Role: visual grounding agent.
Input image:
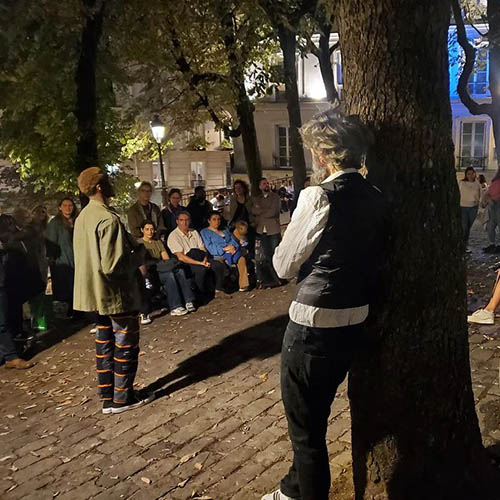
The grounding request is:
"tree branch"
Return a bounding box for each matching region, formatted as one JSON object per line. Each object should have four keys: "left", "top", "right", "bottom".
{"left": 451, "top": 0, "right": 491, "bottom": 116}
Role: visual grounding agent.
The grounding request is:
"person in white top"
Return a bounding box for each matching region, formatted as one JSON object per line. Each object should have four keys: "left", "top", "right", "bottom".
{"left": 262, "top": 111, "right": 387, "bottom": 500}
{"left": 458, "top": 167, "right": 481, "bottom": 249}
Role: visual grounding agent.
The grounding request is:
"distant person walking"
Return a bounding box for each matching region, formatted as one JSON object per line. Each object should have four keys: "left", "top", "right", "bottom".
{"left": 73, "top": 167, "right": 153, "bottom": 415}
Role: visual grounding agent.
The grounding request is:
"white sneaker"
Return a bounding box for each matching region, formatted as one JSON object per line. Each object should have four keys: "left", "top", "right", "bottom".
{"left": 140, "top": 313, "right": 152, "bottom": 325}
{"left": 171, "top": 307, "right": 188, "bottom": 316}
{"left": 185, "top": 302, "right": 196, "bottom": 313}
{"left": 467, "top": 309, "right": 494, "bottom": 325}
{"left": 261, "top": 490, "right": 297, "bottom": 500}
{"left": 90, "top": 325, "right": 97, "bottom": 334}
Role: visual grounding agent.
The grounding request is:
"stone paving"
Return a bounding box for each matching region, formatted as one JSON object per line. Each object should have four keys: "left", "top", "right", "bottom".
{"left": 1, "top": 224, "right": 499, "bottom": 500}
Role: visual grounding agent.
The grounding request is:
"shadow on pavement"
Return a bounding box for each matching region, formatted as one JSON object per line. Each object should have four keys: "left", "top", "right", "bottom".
{"left": 142, "top": 314, "right": 288, "bottom": 400}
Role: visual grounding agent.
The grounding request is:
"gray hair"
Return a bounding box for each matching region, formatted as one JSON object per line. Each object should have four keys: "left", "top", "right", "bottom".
{"left": 300, "top": 110, "right": 373, "bottom": 184}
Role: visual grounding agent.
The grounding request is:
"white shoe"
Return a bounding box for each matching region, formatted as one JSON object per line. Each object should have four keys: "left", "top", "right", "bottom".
{"left": 261, "top": 490, "right": 297, "bottom": 500}
{"left": 467, "top": 309, "right": 494, "bottom": 325}
{"left": 140, "top": 313, "right": 152, "bottom": 325}
{"left": 171, "top": 307, "right": 188, "bottom": 316}
{"left": 90, "top": 325, "right": 97, "bottom": 334}
{"left": 185, "top": 302, "right": 196, "bottom": 313}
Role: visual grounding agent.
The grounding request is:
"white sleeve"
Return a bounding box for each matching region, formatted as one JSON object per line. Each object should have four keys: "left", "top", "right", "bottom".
{"left": 272, "top": 187, "right": 330, "bottom": 280}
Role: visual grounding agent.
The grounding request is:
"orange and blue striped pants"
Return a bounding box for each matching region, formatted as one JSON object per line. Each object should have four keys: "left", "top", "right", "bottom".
{"left": 95, "top": 313, "right": 140, "bottom": 406}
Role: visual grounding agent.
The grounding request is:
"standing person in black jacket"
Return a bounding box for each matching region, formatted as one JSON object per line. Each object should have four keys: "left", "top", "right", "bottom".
{"left": 187, "top": 186, "right": 213, "bottom": 231}
{"left": 261, "top": 111, "right": 387, "bottom": 500}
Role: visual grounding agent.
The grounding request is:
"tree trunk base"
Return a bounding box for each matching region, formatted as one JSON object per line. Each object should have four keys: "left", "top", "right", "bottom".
{"left": 330, "top": 451, "right": 500, "bottom": 500}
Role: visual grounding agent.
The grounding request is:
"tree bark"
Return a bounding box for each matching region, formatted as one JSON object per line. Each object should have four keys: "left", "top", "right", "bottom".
{"left": 236, "top": 85, "right": 263, "bottom": 196}
{"left": 278, "top": 25, "right": 307, "bottom": 192}
{"left": 317, "top": 29, "right": 339, "bottom": 106}
{"left": 337, "top": 1, "right": 495, "bottom": 498}
{"left": 220, "top": 8, "right": 263, "bottom": 195}
{"left": 74, "top": 0, "right": 105, "bottom": 173}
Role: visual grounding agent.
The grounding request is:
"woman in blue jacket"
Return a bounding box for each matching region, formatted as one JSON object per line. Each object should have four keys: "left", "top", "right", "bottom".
{"left": 200, "top": 211, "right": 249, "bottom": 291}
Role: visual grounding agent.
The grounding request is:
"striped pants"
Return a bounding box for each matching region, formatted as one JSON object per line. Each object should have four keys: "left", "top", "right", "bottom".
{"left": 95, "top": 313, "right": 140, "bottom": 406}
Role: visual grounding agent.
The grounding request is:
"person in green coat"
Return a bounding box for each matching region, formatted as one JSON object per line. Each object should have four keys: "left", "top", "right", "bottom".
{"left": 46, "top": 198, "right": 77, "bottom": 315}
{"left": 73, "top": 167, "right": 153, "bottom": 415}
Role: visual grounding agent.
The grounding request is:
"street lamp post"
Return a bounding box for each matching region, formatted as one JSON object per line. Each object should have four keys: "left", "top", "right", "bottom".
{"left": 150, "top": 114, "right": 168, "bottom": 207}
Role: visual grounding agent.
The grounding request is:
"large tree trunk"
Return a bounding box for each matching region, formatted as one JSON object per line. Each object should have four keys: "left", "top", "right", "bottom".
{"left": 278, "top": 25, "right": 307, "bottom": 192}
{"left": 236, "top": 85, "right": 263, "bottom": 195}
{"left": 74, "top": 0, "right": 105, "bottom": 173}
{"left": 337, "top": 1, "right": 495, "bottom": 499}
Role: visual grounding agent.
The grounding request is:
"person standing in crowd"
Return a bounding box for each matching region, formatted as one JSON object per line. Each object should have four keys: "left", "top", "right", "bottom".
{"left": 168, "top": 211, "right": 227, "bottom": 299}
{"left": 210, "top": 191, "right": 219, "bottom": 206}
{"left": 161, "top": 188, "right": 186, "bottom": 240}
{"left": 127, "top": 181, "right": 164, "bottom": 239}
{"left": 139, "top": 219, "right": 196, "bottom": 323}
{"left": 261, "top": 112, "right": 387, "bottom": 500}
{"left": 226, "top": 179, "right": 254, "bottom": 256}
{"left": 484, "top": 171, "right": 500, "bottom": 253}
{"left": 250, "top": 177, "right": 282, "bottom": 288}
{"left": 201, "top": 211, "right": 249, "bottom": 292}
{"left": 73, "top": 167, "right": 153, "bottom": 414}
{"left": 187, "top": 186, "right": 213, "bottom": 231}
{"left": 0, "top": 214, "right": 44, "bottom": 341}
{"left": 46, "top": 198, "right": 77, "bottom": 317}
{"left": 0, "top": 244, "right": 35, "bottom": 370}
{"left": 25, "top": 206, "right": 50, "bottom": 331}
{"left": 459, "top": 167, "right": 480, "bottom": 250}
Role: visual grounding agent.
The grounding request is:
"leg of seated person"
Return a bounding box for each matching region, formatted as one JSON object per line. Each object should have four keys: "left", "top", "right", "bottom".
{"left": 158, "top": 271, "right": 183, "bottom": 310}
{"left": 236, "top": 256, "right": 249, "bottom": 290}
{"left": 173, "top": 267, "right": 196, "bottom": 304}
{"left": 211, "top": 260, "right": 227, "bottom": 292}
{"left": 188, "top": 264, "right": 209, "bottom": 295}
{"left": 485, "top": 271, "right": 500, "bottom": 312}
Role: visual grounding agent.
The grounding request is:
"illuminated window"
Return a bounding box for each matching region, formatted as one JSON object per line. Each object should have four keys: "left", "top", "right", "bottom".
{"left": 276, "top": 126, "right": 291, "bottom": 168}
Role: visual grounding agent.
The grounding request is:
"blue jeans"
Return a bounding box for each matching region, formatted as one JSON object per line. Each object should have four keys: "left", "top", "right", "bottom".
{"left": 487, "top": 201, "right": 500, "bottom": 245}
{"left": 461, "top": 205, "right": 478, "bottom": 243}
{"left": 160, "top": 267, "right": 195, "bottom": 309}
{"left": 280, "top": 320, "right": 364, "bottom": 500}
{"left": 0, "top": 286, "right": 17, "bottom": 364}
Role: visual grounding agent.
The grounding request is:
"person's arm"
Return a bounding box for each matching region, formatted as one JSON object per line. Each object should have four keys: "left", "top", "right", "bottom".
{"left": 201, "top": 229, "right": 224, "bottom": 256}
{"left": 175, "top": 252, "right": 210, "bottom": 267}
{"left": 98, "top": 219, "right": 129, "bottom": 278}
{"left": 158, "top": 241, "right": 170, "bottom": 260}
{"left": 272, "top": 187, "right": 330, "bottom": 280}
{"left": 45, "top": 220, "right": 60, "bottom": 261}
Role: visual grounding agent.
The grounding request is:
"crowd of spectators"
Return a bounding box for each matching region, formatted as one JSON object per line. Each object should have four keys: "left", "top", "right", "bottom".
{"left": 0, "top": 176, "right": 293, "bottom": 369}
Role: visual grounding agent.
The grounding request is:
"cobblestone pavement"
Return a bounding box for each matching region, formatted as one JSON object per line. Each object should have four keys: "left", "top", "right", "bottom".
{"left": 1, "top": 224, "right": 499, "bottom": 500}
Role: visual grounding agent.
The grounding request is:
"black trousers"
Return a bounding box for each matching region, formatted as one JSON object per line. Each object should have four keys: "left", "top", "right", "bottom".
{"left": 280, "top": 319, "right": 363, "bottom": 500}
{"left": 187, "top": 260, "right": 227, "bottom": 295}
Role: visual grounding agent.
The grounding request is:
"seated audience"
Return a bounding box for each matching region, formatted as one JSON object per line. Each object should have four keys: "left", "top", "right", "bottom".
{"left": 167, "top": 211, "right": 227, "bottom": 299}
{"left": 138, "top": 220, "right": 196, "bottom": 323}
{"left": 201, "top": 212, "right": 249, "bottom": 292}
{"left": 161, "top": 188, "right": 186, "bottom": 240}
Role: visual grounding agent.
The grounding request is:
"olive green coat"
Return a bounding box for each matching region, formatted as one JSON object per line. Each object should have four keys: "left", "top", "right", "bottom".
{"left": 73, "top": 200, "right": 144, "bottom": 315}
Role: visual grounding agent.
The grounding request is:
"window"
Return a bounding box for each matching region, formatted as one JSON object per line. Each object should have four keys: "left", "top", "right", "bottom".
{"left": 467, "top": 48, "right": 488, "bottom": 95}
{"left": 190, "top": 161, "right": 206, "bottom": 188}
{"left": 459, "top": 121, "right": 487, "bottom": 169}
{"left": 276, "top": 126, "right": 291, "bottom": 168}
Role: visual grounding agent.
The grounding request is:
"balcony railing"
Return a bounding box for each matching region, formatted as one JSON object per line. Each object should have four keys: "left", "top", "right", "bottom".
{"left": 456, "top": 156, "right": 488, "bottom": 171}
